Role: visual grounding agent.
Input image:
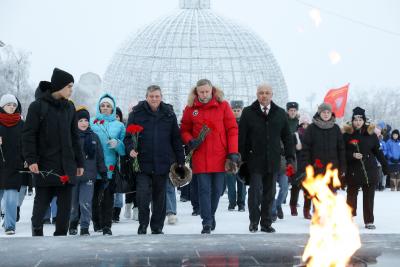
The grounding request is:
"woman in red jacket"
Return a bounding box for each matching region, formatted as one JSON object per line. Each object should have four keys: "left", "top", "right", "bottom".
{"left": 181, "top": 79, "right": 239, "bottom": 234}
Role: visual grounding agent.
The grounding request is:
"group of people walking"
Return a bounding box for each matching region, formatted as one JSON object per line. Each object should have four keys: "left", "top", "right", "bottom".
{"left": 0, "top": 67, "right": 396, "bottom": 236}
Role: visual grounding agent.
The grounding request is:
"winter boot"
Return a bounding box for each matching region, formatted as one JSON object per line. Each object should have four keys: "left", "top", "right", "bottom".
{"left": 32, "top": 227, "right": 43, "bottom": 236}
{"left": 290, "top": 205, "right": 298, "bottom": 216}
{"left": 16, "top": 207, "right": 20, "bottom": 222}
{"left": 93, "top": 222, "right": 102, "bottom": 232}
{"left": 112, "top": 207, "right": 121, "bottom": 223}
{"left": 303, "top": 208, "right": 312, "bottom": 220}
{"left": 69, "top": 221, "right": 79, "bottom": 235}
{"left": 211, "top": 217, "right": 216, "bottom": 231}
{"left": 124, "top": 203, "right": 133, "bottom": 219}
{"left": 80, "top": 228, "right": 90, "bottom": 236}
{"left": 167, "top": 214, "right": 177, "bottom": 225}
{"left": 103, "top": 227, "right": 112, "bottom": 235}
{"left": 277, "top": 206, "right": 284, "bottom": 219}
{"left": 228, "top": 203, "right": 236, "bottom": 211}
{"left": 238, "top": 205, "right": 245, "bottom": 212}
{"left": 201, "top": 225, "right": 211, "bottom": 234}
{"left": 138, "top": 225, "right": 147, "bottom": 235}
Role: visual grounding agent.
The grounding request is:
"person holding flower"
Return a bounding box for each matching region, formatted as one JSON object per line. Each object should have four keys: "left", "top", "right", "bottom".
{"left": 181, "top": 79, "right": 239, "bottom": 234}
{"left": 91, "top": 93, "right": 126, "bottom": 235}
{"left": 22, "top": 68, "right": 84, "bottom": 236}
{"left": 125, "top": 85, "right": 185, "bottom": 235}
{"left": 343, "top": 107, "right": 388, "bottom": 230}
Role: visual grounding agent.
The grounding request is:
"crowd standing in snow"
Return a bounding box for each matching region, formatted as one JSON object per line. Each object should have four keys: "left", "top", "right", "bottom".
{"left": 0, "top": 67, "right": 398, "bottom": 236}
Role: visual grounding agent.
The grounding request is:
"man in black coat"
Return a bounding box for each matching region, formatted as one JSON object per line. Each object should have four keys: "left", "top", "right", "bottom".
{"left": 22, "top": 68, "right": 84, "bottom": 236}
{"left": 239, "top": 83, "right": 294, "bottom": 233}
{"left": 124, "top": 85, "right": 185, "bottom": 235}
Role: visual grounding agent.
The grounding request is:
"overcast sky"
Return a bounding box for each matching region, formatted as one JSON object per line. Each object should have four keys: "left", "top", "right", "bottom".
{"left": 1, "top": 0, "right": 400, "bottom": 109}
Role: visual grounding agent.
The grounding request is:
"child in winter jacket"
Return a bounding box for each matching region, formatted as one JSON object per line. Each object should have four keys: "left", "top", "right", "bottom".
{"left": 384, "top": 129, "right": 400, "bottom": 190}
{"left": 69, "top": 107, "right": 107, "bottom": 236}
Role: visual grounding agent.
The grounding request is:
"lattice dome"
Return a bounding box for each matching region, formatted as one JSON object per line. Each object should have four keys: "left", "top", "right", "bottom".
{"left": 103, "top": 0, "right": 288, "bottom": 115}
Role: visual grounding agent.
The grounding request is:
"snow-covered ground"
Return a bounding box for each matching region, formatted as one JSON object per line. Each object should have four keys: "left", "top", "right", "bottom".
{"left": 1, "top": 189, "right": 399, "bottom": 237}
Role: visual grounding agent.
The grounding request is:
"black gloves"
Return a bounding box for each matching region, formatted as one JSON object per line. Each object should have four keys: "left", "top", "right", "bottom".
{"left": 188, "top": 139, "right": 202, "bottom": 151}
{"left": 227, "top": 153, "right": 241, "bottom": 164}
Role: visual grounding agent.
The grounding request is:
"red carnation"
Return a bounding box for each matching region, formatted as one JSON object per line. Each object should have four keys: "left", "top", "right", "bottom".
{"left": 109, "top": 165, "right": 115, "bottom": 172}
{"left": 99, "top": 120, "right": 105, "bottom": 125}
{"left": 286, "top": 164, "right": 295, "bottom": 177}
{"left": 349, "top": 139, "right": 359, "bottom": 145}
{"left": 126, "top": 124, "right": 144, "bottom": 134}
{"left": 60, "top": 175, "right": 70, "bottom": 184}
{"left": 93, "top": 119, "right": 99, "bottom": 124}
{"left": 314, "top": 159, "right": 324, "bottom": 169}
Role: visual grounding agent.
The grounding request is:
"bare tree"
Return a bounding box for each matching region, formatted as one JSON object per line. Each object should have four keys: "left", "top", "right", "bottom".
{"left": 0, "top": 45, "right": 34, "bottom": 117}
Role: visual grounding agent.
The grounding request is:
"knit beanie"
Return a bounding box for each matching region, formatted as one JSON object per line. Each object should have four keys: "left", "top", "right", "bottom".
{"left": 317, "top": 102, "right": 332, "bottom": 114}
{"left": 50, "top": 68, "right": 74, "bottom": 92}
{"left": 0, "top": 94, "right": 18, "bottom": 107}
{"left": 76, "top": 107, "right": 90, "bottom": 121}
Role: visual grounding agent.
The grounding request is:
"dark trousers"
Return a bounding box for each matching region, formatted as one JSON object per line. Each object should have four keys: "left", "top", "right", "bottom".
{"left": 190, "top": 175, "right": 200, "bottom": 212}
{"left": 248, "top": 172, "right": 277, "bottom": 227}
{"left": 31, "top": 185, "right": 73, "bottom": 236}
{"left": 125, "top": 192, "right": 137, "bottom": 207}
{"left": 290, "top": 184, "right": 312, "bottom": 210}
{"left": 92, "top": 180, "right": 114, "bottom": 229}
{"left": 226, "top": 173, "right": 246, "bottom": 207}
{"left": 197, "top": 173, "right": 225, "bottom": 226}
{"left": 180, "top": 184, "right": 190, "bottom": 200}
{"left": 136, "top": 173, "right": 167, "bottom": 231}
{"left": 346, "top": 184, "right": 376, "bottom": 224}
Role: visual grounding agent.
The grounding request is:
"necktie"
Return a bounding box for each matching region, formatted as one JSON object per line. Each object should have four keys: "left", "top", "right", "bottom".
{"left": 263, "top": 106, "right": 269, "bottom": 116}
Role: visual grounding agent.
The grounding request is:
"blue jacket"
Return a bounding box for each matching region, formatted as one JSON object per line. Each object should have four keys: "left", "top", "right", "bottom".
{"left": 91, "top": 93, "right": 126, "bottom": 179}
{"left": 384, "top": 138, "right": 400, "bottom": 172}
{"left": 124, "top": 101, "right": 185, "bottom": 175}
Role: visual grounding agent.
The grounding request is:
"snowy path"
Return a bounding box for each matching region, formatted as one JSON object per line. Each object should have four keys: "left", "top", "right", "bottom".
{"left": 1, "top": 189, "right": 399, "bottom": 237}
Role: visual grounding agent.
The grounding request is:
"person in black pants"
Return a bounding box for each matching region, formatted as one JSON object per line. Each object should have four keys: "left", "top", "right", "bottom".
{"left": 343, "top": 107, "right": 388, "bottom": 230}
{"left": 125, "top": 85, "right": 185, "bottom": 235}
{"left": 22, "top": 68, "right": 84, "bottom": 236}
{"left": 239, "top": 84, "right": 294, "bottom": 233}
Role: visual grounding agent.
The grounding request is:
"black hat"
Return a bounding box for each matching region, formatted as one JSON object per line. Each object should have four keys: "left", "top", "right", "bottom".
{"left": 116, "top": 107, "right": 123, "bottom": 122}
{"left": 76, "top": 107, "right": 90, "bottom": 121}
{"left": 50, "top": 68, "right": 74, "bottom": 92}
{"left": 286, "top": 102, "right": 299, "bottom": 110}
{"left": 392, "top": 129, "right": 400, "bottom": 138}
{"left": 352, "top": 106, "right": 366, "bottom": 121}
{"left": 230, "top": 100, "right": 244, "bottom": 109}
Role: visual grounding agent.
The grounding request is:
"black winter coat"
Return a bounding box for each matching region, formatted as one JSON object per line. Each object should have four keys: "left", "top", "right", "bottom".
{"left": 124, "top": 101, "right": 185, "bottom": 175}
{"left": 300, "top": 114, "right": 346, "bottom": 174}
{"left": 239, "top": 100, "right": 294, "bottom": 175}
{"left": 78, "top": 129, "right": 107, "bottom": 182}
{"left": 0, "top": 103, "right": 24, "bottom": 190}
{"left": 22, "top": 82, "right": 84, "bottom": 187}
{"left": 343, "top": 124, "right": 388, "bottom": 186}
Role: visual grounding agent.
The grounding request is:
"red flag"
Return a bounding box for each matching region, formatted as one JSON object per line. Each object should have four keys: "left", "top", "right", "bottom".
{"left": 323, "top": 84, "right": 349, "bottom": 118}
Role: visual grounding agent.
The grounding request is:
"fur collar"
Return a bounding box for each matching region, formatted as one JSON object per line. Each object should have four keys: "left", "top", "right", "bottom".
{"left": 187, "top": 86, "right": 224, "bottom": 107}
{"left": 342, "top": 122, "right": 375, "bottom": 135}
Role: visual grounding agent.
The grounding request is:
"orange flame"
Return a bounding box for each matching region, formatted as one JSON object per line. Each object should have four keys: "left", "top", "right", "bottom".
{"left": 302, "top": 164, "right": 361, "bottom": 267}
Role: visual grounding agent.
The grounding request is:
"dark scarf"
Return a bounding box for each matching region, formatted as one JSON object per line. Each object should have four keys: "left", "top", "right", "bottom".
{"left": 0, "top": 112, "right": 21, "bottom": 127}
{"left": 313, "top": 115, "right": 336, "bottom": 130}
{"left": 79, "top": 128, "right": 95, "bottom": 160}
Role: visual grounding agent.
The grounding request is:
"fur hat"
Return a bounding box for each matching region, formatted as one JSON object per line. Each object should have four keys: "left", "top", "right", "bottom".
{"left": 230, "top": 100, "right": 244, "bottom": 109}
{"left": 317, "top": 102, "right": 332, "bottom": 114}
{"left": 352, "top": 106, "right": 366, "bottom": 121}
{"left": 286, "top": 102, "right": 299, "bottom": 111}
{"left": 169, "top": 163, "right": 192, "bottom": 187}
{"left": 0, "top": 94, "right": 18, "bottom": 107}
{"left": 50, "top": 68, "right": 74, "bottom": 92}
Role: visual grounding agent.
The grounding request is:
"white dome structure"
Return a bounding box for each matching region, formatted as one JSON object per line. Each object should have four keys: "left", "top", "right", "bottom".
{"left": 103, "top": 0, "right": 288, "bottom": 115}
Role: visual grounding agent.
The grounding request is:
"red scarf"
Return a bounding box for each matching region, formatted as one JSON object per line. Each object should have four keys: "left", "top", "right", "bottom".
{"left": 0, "top": 113, "right": 21, "bottom": 127}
